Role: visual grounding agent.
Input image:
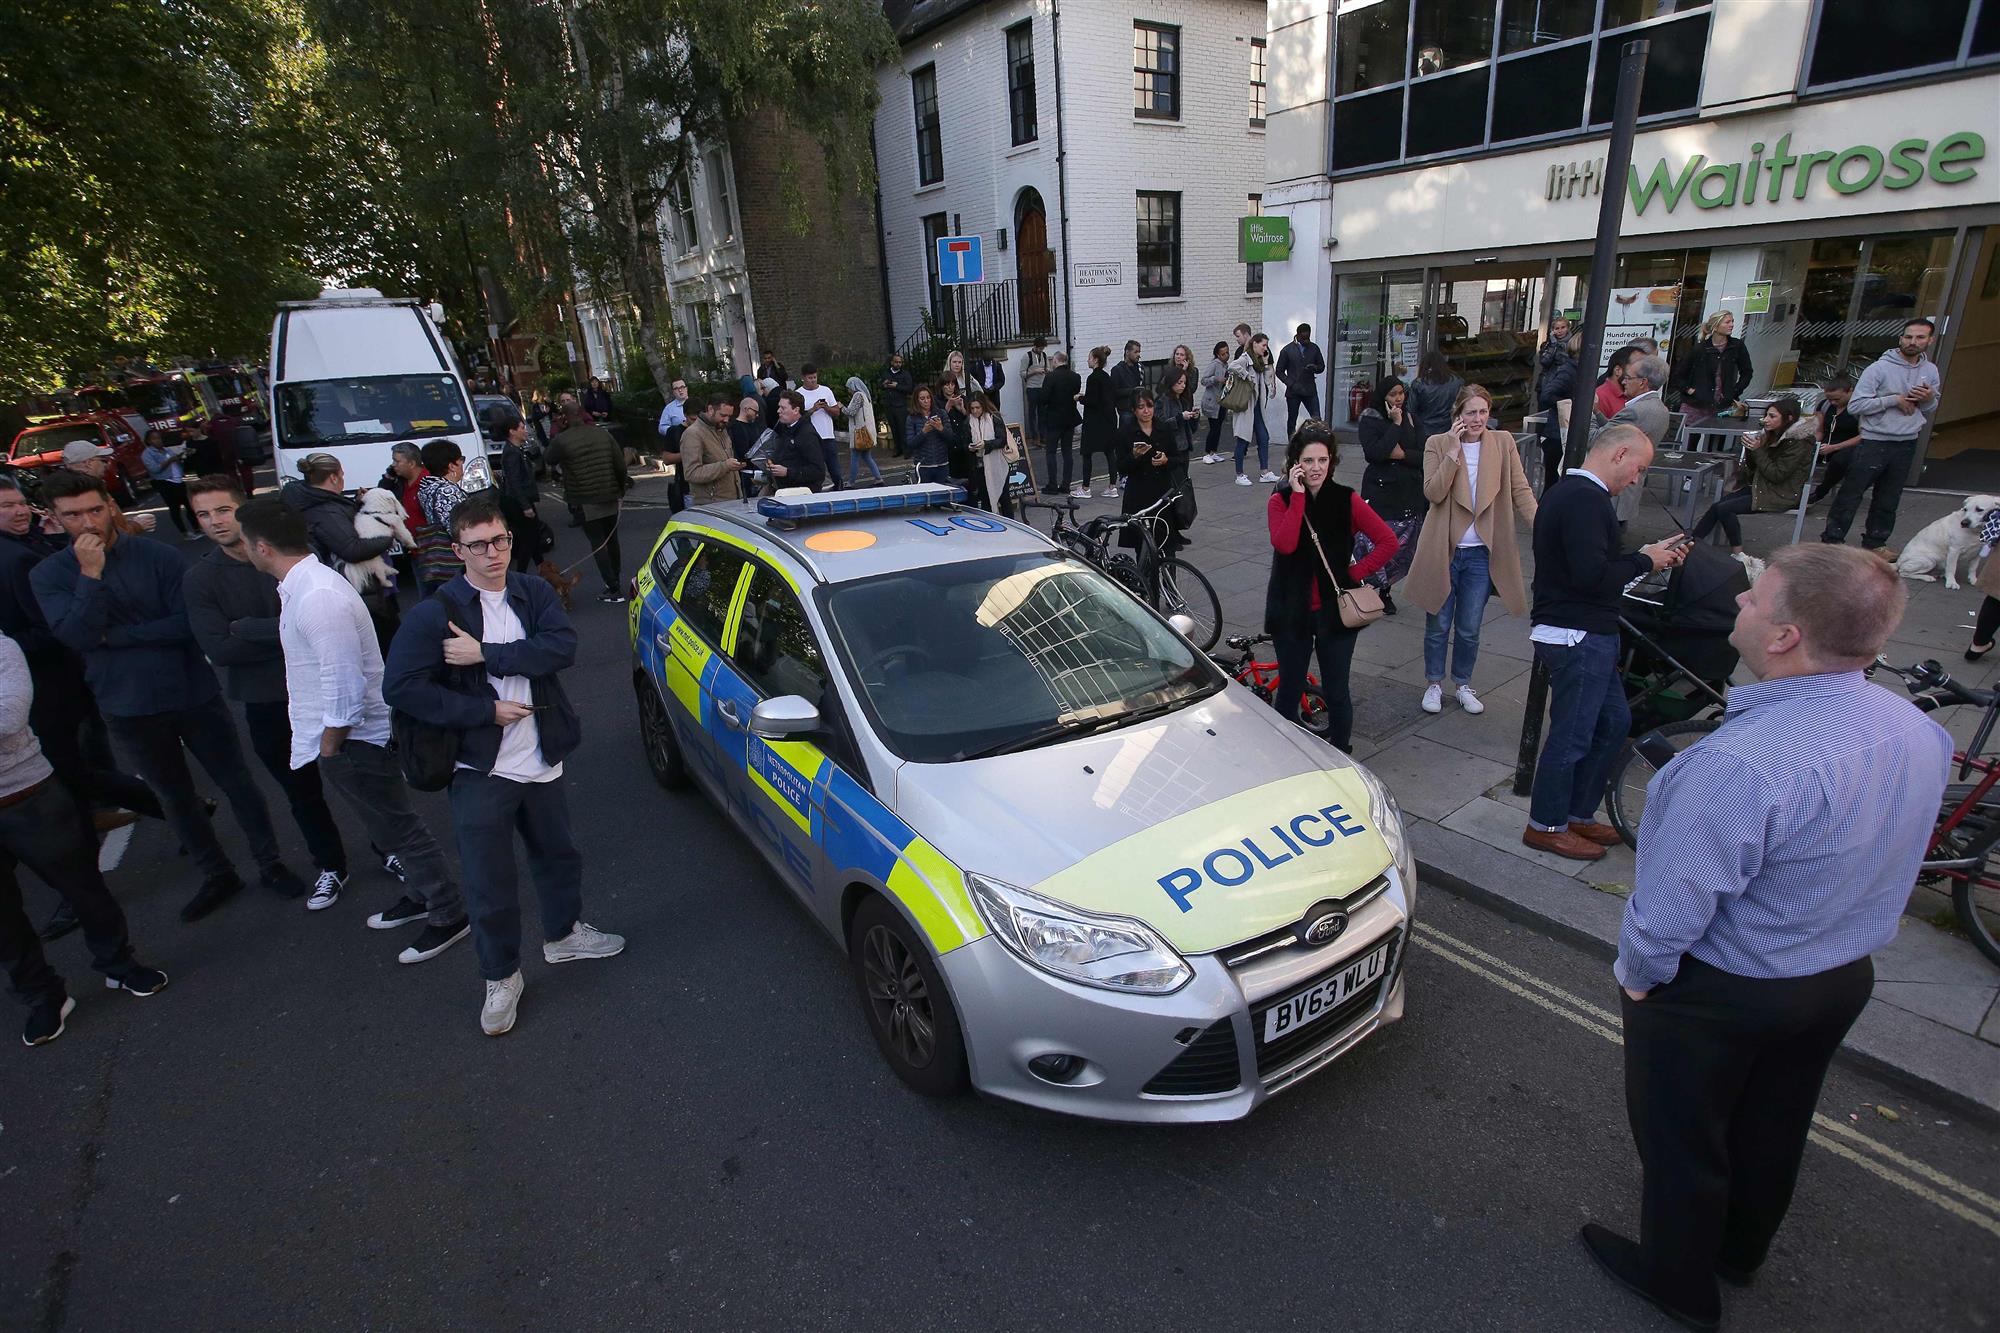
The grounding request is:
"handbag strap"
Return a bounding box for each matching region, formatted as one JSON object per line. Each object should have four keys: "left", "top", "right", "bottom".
{"left": 1301, "top": 502, "right": 1349, "bottom": 595}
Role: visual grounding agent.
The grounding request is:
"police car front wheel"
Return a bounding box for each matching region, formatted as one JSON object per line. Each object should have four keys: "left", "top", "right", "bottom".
{"left": 849, "top": 896, "right": 968, "bottom": 1097}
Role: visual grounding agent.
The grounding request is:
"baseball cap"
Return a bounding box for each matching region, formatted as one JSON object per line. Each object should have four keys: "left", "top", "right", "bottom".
{"left": 61, "top": 440, "right": 114, "bottom": 464}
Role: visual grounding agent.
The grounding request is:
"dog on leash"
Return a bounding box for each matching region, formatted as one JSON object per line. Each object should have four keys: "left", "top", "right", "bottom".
{"left": 343, "top": 487, "right": 415, "bottom": 594}
{"left": 1895, "top": 494, "right": 2000, "bottom": 590}
{"left": 536, "top": 558, "right": 581, "bottom": 610}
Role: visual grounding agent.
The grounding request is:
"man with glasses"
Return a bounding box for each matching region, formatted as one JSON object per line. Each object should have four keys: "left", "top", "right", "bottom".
{"left": 385, "top": 493, "right": 621, "bottom": 1036}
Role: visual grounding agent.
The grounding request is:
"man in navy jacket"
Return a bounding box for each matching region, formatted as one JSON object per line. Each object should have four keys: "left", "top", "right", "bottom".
{"left": 383, "top": 491, "right": 623, "bottom": 1036}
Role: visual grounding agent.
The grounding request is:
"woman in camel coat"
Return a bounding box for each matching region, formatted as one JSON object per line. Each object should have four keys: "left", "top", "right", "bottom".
{"left": 1403, "top": 383, "right": 1538, "bottom": 717}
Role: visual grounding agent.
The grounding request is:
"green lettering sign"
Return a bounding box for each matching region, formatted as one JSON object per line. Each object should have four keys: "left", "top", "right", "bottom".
{"left": 1239, "top": 216, "right": 1292, "bottom": 263}
{"left": 1621, "top": 131, "right": 1985, "bottom": 215}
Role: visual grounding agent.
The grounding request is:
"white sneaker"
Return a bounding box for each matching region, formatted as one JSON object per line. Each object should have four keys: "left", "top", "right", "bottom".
{"left": 1099, "top": 486, "right": 1121, "bottom": 499}
{"left": 1259, "top": 470, "right": 1281, "bottom": 484}
{"left": 1234, "top": 474, "right": 1253, "bottom": 487}
{"left": 1069, "top": 485, "right": 1090, "bottom": 499}
{"left": 481, "top": 971, "right": 523, "bottom": 1036}
{"left": 1202, "top": 453, "right": 1221, "bottom": 465}
{"left": 544, "top": 921, "right": 626, "bottom": 964}
{"left": 1422, "top": 683, "right": 1443, "bottom": 713}
{"left": 306, "top": 870, "right": 345, "bottom": 911}
{"left": 1455, "top": 684, "right": 1485, "bottom": 715}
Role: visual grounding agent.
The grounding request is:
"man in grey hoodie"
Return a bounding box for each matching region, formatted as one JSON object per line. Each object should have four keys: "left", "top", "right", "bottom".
{"left": 1821, "top": 318, "right": 1943, "bottom": 554}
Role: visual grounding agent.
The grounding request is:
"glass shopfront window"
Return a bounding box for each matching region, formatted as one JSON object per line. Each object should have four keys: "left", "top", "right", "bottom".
{"left": 1331, "top": 270, "right": 1426, "bottom": 428}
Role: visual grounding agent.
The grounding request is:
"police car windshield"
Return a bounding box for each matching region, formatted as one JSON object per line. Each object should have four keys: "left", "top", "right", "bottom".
{"left": 826, "top": 552, "right": 1222, "bottom": 763}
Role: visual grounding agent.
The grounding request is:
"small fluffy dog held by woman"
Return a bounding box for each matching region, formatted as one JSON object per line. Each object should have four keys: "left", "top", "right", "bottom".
{"left": 344, "top": 486, "right": 413, "bottom": 593}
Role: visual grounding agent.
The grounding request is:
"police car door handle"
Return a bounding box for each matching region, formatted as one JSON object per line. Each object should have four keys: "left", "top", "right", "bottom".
{"left": 717, "top": 699, "right": 743, "bottom": 730}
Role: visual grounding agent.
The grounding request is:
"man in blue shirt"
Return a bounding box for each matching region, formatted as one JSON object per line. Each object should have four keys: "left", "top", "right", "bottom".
{"left": 30, "top": 471, "right": 305, "bottom": 921}
{"left": 1582, "top": 543, "right": 1951, "bottom": 1331}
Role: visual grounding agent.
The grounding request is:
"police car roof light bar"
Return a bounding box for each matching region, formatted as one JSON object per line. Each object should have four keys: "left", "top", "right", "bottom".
{"left": 758, "top": 484, "right": 969, "bottom": 529}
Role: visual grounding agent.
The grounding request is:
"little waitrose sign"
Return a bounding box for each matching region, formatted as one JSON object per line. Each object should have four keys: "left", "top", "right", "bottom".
{"left": 1615, "top": 131, "right": 1986, "bottom": 215}
{"left": 1239, "top": 216, "right": 1292, "bottom": 262}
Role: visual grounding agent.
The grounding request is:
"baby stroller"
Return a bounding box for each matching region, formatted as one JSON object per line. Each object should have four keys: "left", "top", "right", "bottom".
{"left": 1603, "top": 543, "right": 1750, "bottom": 848}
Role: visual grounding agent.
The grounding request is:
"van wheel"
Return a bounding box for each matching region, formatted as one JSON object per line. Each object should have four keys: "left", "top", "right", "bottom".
{"left": 635, "top": 679, "right": 689, "bottom": 789}
{"left": 849, "top": 895, "right": 968, "bottom": 1097}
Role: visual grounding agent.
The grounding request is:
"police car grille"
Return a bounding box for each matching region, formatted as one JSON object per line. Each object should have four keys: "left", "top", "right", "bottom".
{"left": 1140, "top": 1020, "right": 1242, "bottom": 1096}
{"left": 1252, "top": 935, "right": 1400, "bottom": 1079}
{"left": 1219, "top": 874, "right": 1391, "bottom": 969}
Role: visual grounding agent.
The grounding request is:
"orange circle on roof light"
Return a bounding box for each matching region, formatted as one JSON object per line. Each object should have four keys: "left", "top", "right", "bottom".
{"left": 803, "top": 529, "right": 876, "bottom": 552}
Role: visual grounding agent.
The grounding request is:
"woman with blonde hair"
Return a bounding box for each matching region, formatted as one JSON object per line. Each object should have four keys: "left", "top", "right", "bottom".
{"left": 943, "top": 349, "right": 967, "bottom": 392}
{"left": 1404, "top": 383, "right": 1538, "bottom": 717}
{"left": 1673, "top": 309, "right": 1752, "bottom": 425}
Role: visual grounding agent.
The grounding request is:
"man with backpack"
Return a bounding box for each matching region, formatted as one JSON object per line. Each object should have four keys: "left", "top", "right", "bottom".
{"left": 235, "top": 496, "right": 466, "bottom": 965}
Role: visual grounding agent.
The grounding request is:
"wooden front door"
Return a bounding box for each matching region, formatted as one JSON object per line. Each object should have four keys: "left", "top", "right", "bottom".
{"left": 1016, "top": 201, "right": 1053, "bottom": 338}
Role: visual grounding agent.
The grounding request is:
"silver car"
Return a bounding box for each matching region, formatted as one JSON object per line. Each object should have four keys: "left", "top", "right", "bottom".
{"left": 628, "top": 485, "right": 1414, "bottom": 1122}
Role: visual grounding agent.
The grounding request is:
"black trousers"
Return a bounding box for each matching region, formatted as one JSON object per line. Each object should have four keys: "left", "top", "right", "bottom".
{"left": 1271, "top": 603, "right": 1360, "bottom": 752}
{"left": 1821, "top": 438, "right": 1914, "bottom": 550}
{"left": 1976, "top": 596, "right": 2000, "bottom": 648}
{"left": 105, "top": 695, "right": 280, "bottom": 883}
{"left": 153, "top": 478, "right": 193, "bottom": 534}
{"left": 0, "top": 779, "right": 135, "bottom": 1007}
{"left": 33, "top": 688, "right": 162, "bottom": 822}
{"left": 241, "top": 701, "right": 347, "bottom": 875}
{"left": 1693, "top": 487, "right": 1756, "bottom": 547}
{"left": 1286, "top": 388, "right": 1322, "bottom": 437}
{"left": 1620, "top": 954, "right": 1873, "bottom": 1312}
{"left": 580, "top": 515, "right": 621, "bottom": 594}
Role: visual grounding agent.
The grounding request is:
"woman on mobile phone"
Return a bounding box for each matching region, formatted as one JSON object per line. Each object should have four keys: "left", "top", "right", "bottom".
{"left": 1404, "top": 383, "right": 1537, "bottom": 718}
{"left": 1265, "top": 422, "right": 1399, "bottom": 753}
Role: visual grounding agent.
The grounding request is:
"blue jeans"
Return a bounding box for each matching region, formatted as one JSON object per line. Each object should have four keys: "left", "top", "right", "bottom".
{"left": 847, "top": 447, "right": 883, "bottom": 485}
{"left": 449, "top": 770, "right": 585, "bottom": 980}
{"left": 1527, "top": 632, "right": 1630, "bottom": 830}
{"left": 1234, "top": 403, "right": 1270, "bottom": 475}
{"left": 817, "top": 435, "right": 843, "bottom": 489}
{"left": 915, "top": 462, "right": 953, "bottom": 486}
{"left": 1423, "top": 544, "right": 1492, "bottom": 686}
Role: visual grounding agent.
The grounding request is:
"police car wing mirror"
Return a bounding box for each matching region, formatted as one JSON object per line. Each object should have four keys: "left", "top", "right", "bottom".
{"left": 749, "top": 695, "right": 819, "bottom": 739}
{"left": 1168, "top": 614, "right": 1197, "bottom": 639}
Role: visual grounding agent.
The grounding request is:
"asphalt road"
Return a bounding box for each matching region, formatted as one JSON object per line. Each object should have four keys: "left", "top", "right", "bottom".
{"left": 3, "top": 489, "right": 1996, "bottom": 1331}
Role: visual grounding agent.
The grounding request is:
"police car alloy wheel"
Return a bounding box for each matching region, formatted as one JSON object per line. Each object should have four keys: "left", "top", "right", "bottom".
{"left": 634, "top": 677, "right": 690, "bottom": 790}
{"left": 849, "top": 895, "right": 968, "bottom": 1097}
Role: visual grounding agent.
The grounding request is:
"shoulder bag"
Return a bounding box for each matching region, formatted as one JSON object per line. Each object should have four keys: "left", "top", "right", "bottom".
{"left": 390, "top": 599, "right": 480, "bottom": 791}
{"left": 1221, "top": 369, "right": 1253, "bottom": 415}
{"left": 1304, "top": 507, "right": 1384, "bottom": 630}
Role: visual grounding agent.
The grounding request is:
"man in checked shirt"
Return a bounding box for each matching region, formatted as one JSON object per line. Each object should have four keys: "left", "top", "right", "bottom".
{"left": 1581, "top": 543, "right": 1951, "bottom": 1331}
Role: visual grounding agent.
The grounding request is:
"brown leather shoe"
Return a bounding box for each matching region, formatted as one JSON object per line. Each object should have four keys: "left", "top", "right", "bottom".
{"left": 1523, "top": 825, "right": 1606, "bottom": 861}
{"left": 1568, "top": 820, "right": 1622, "bottom": 847}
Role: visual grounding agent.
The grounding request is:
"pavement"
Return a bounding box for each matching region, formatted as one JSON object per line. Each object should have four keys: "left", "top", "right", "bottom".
{"left": 3, "top": 477, "right": 1995, "bottom": 1326}
{"left": 1049, "top": 435, "right": 2000, "bottom": 1119}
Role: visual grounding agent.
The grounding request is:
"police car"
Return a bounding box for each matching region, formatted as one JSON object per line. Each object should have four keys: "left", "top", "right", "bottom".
{"left": 628, "top": 484, "right": 1414, "bottom": 1122}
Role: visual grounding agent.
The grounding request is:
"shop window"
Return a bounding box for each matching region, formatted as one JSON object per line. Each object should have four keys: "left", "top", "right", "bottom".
{"left": 1807, "top": 0, "right": 1983, "bottom": 88}
{"left": 1600, "top": 0, "right": 1703, "bottom": 28}
{"left": 1977, "top": 2, "right": 2000, "bottom": 57}
{"left": 1332, "top": 87, "right": 1404, "bottom": 170}
{"left": 1006, "top": 22, "right": 1037, "bottom": 146}
{"left": 1249, "top": 38, "right": 1268, "bottom": 126}
{"left": 912, "top": 65, "right": 943, "bottom": 186}
{"left": 1588, "top": 11, "right": 1708, "bottom": 125}
{"left": 1492, "top": 42, "right": 1589, "bottom": 142}
{"left": 1332, "top": 270, "right": 1426, "bottom": 429}
{"left": 1500, "top": 0, "right": 1594, "bottom": 52}
{"left": 1246, "top": 195, "right": 1264, "bottom": 295}
{"left": 1410, "top": 0, "right": 1496, "bottom": 77}
{"left": 1336, "top": 0, "right": 1409, "bottom": 95}
{"left": 1407, "top": 68, "right": 1488, "bottom": 157}
{"left": 1136, "top": 192, "right": 1182, "bottom": 298}
{"left": 1134, "top": 22, "right": 1180, "bottom": 120}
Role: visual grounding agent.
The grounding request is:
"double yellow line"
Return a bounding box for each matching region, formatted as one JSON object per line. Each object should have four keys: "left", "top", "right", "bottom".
{"left": 1411, "top": 921, "right": 2000, "bottom": 1241}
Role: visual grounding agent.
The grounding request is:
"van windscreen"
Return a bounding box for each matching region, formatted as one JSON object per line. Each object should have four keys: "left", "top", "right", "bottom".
{"left": 277, "top": 375, "right": 469, "bottom": 446}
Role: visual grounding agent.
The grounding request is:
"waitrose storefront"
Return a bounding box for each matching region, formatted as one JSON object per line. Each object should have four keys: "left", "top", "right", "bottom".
{"left": 1319, "top": 79, "right": 2000, "bottom": 488}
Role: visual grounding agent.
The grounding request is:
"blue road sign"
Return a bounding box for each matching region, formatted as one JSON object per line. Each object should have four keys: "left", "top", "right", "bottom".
{"left": 936, "top": 234, "right": 984, "bottom": 286}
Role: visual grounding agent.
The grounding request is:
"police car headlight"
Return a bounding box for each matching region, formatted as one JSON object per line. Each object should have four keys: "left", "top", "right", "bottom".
{"left": 968, "top": 874, "right": 1192, "bottom": 995}
{"left": 1354, "top": 764, "right": 1414, "bottom": 886}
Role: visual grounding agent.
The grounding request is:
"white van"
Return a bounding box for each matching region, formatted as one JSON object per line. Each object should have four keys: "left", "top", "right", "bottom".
{"left": 267, "top": 289, "right": 479, "bottom": 487}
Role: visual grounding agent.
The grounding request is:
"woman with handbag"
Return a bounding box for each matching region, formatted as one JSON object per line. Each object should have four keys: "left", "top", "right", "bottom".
{"left": 1199, "top": 340, "right": 1230, "bottom": 464}
{"left": 842, "top": 376, "right": 883, "bottom": 487}
{"left": 1404, "top": 383, "right": 1538, "bottom": 717}
{"left": 1357, "top": 374, "right": 1423, "bottom": 614}
{"left": 964, "top": 390, "right": 1011, "bottom": 516}
{"left": 1229, "top": 332, "right": 1283, "bottom": 487}
{"left": 1265, "top": 421, "right": 1399, "bottom": 752}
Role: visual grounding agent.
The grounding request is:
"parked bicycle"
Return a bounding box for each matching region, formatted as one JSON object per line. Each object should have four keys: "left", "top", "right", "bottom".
{"left": 1213, "top": 633, "right": 1332, "bottom": 738}
{"left": 1019, "top": 494, "right": 1222, "bottom": 651}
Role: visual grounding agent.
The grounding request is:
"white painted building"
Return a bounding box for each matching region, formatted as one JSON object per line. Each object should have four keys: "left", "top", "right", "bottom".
{"left": 878, "top": 0, "right": 1271, "bottom": 424}
{"left": 1259, "top": 0, "right": 2000, "bottom": 486}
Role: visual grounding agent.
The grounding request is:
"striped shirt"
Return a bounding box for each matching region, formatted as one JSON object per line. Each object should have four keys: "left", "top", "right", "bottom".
{"left": 1617, "top": 671, "right": 1951, "bottom": 990}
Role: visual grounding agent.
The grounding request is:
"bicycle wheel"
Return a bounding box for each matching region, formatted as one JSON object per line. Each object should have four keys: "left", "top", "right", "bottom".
{"left": 1929, "top": 817, "right": 2000, "bottom": 967}
{"left": 1604, "top": 719, "right": 1722, "bottom": 850}
{"left": 1155, "top": 557, "right": 1222, "bottom": 651}
{"left": 1296, "top": 686, "right": 1334, "bottom": 738}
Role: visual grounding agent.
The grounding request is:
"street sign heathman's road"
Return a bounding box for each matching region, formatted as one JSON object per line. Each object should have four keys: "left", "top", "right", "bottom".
{"left": 1547, "top": 131, "right": 1987, "bottom": 213}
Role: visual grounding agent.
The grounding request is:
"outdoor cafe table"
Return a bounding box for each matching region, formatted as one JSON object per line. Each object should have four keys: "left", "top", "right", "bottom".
{"left": 1645, "top": 450, "right": 1731, "bottom": 533}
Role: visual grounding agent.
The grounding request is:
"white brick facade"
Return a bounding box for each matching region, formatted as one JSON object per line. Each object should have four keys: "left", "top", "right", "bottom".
{"left": 878, "top": 0, "right": 1269, "bottom": 423}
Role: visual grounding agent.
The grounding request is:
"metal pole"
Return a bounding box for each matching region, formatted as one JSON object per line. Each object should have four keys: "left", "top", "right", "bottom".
{"left": 1564, "top": 38, "right": 1649, "bottom": 470}
{"left": 1512, "top": 658, "right": 1549, "bottom": 797}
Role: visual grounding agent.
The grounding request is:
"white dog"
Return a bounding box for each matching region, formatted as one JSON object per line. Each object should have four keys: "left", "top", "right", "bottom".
{"left": 344, "top": 487, "right": 414, "bottom": 594}
{"left": 1895, "top": 494, "right": 2000, "bottom": 590}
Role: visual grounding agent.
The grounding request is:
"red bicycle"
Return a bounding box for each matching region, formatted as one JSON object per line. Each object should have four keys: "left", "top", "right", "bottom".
{"left": 1216, "top": 633, "right": 1332, "bottom": 738}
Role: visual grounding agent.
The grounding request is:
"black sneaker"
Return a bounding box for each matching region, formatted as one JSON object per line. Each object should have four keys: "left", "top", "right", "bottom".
{"left": 104, "top": 964, "right": 169, "bottom": 997}
{"left": 261, "top": 864, "right": 306, "bottom": 899}
{"left": 181, "top": 873, "right": 244, "bottom": 922}
{"left": 398, "top": 918, "right": 470, "bottom": 964}
{"left": 366, "top": 895, "right": 427, "bottom": 930}
{"left": 175, "top": 799, "right": 220, "bottom": 858}
{"left": 381, "top": 852, "right": 407, "bottom": 883}
{"left": 24, "top": 994, "right": 75, "bottom": 1046}
{"left": 598, "top": 592, "right": 627, "bottom": 604}
{"left": 38, "top": 901, "right": 80, "bottom": 942}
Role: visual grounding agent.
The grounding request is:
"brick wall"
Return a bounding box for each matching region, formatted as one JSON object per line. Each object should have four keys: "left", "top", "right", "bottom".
{"left": 729, "top": 106, "right": 889, "bottom": 368}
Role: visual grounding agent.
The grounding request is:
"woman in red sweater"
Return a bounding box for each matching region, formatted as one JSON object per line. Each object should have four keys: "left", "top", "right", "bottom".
{"left": 1264, "top": 421, "right": 1398, "bottom": 752}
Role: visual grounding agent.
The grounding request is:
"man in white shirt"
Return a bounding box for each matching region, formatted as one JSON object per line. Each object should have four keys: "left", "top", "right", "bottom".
{"left": 383, "top": 492, "right": 622, "bottom": 1036}
{"left": 796, "top": 363, "right": 843, "bottom": 492}
{"left": 235, "top": 498, "right": 468, "bottom": 964}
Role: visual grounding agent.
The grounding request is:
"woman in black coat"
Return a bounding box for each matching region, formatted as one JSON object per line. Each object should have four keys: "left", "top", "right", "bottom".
{"left": 1356, "top": 375, "right": 1423, "bottom": 614}
{"left": 1079, "top": 345, "right": 1119, "bottom": 497}
{"left": 1117, "top": 391, "right": 1184, "bottom": 552}
{"left": 1674, "top": 310, "right": 1753, "bottom": 424}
